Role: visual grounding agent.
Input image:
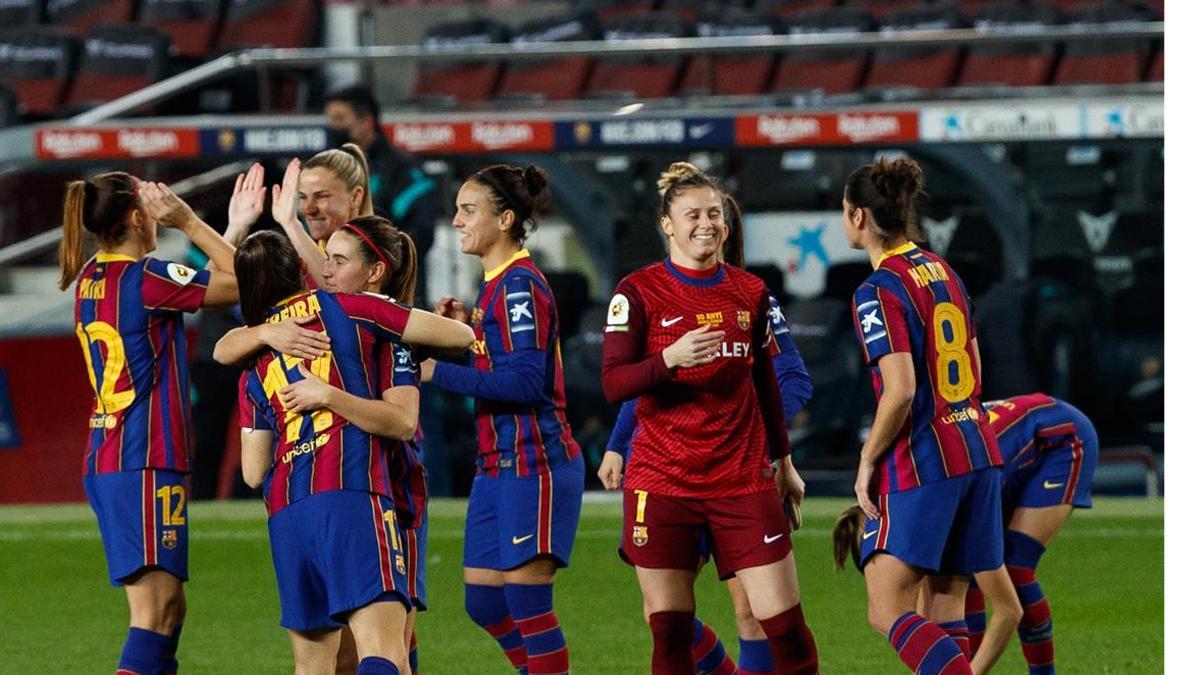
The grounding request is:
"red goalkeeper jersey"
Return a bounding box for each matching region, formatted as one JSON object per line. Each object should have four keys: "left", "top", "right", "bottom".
{"left": 600, "top": 260, "right": 790, "bottom": 498}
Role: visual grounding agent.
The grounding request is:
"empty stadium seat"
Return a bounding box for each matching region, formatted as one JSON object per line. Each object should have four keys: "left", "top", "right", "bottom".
{"left": 414, "top": 18, "right": 510, "bottom": 103}
{"left": 64, "top": 24, "right": 173, "bottom": 110}
{"left": 0, "top": 0, "right": 40, "bottom": 27}
{"left": 678, "top": 9, "right": 779, "bottom": 96}
{"left": 864, "top": 5, "right": 968, "bottom": 91}
{"left": 218, "top": 0, "right": 319, "bottom": 49}
{"left": 842, "top": 0, "right": 927, "bottom": 20}
{"left": 581, "top": 0, "right": 657, "bottom": 23}
{"left": 772, "top": 7, "right": 874, "bottom": 96}
{"left": 45, "top": 0, "right": 137, "bottom": 39}
{"left": 0, "top": 29, "right": 80, "bottom": 116}
{"left": 140, "top": 0, "right": 226, "bottom": 59}
{"left": 958, "top": 2, "right": 1062, "bottom": 88}
{"left": 585, "top": 13, "right": 693, "bottom": 100}
{"left": 1146, "top": 47, "right": 1162, "bottom": 81}
{"left": 1054, "top": 3, "right": 1150, "bottom": 85}
{"left": 753, "top": 0, "right": 840, "bottom": 20}
{"left": 496, "top": 12, "right": 598, "bottom": 102}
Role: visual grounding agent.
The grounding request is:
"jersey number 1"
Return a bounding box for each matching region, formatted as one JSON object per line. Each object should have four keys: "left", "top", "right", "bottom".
{"left": 932, "top": 303, "right": 976, "bottom": 403}
{"left": 76, "top": 321, "right": 135, "bottom": 413}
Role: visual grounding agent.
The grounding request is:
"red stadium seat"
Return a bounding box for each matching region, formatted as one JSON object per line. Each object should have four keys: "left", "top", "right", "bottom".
{"left": 582, "top": 0, "right": 657, "bottom": 23}
{"left": 218, "top": 0, "right": 320, "bottom": 49}
{"left": 958, "top": 2, "right": 1062, "bottom": 88}
{"left": 45, "top": 0, "right": 137, "bottom": 39}
{"left": 864, "top": 5, "right": 968, "bottom": 91}
{"left": 1146, "top": 48, "right": 1162, "bottom": 81}
{"left": 772, "top": 8, "right": 873, "bottom": 96}
{"left": 64, "top": 24, "right": 173, "bottom": 110}
{"left": 140, "top": 0, "right": 225, "bottom": 59}
{"left": 413, "top": 18, "right": 510, "bottom": 103}
{"left": 584, "top": 13, "right": 693, "bottom": 100}
{"left": 1053, "top": 3, "right": 1150, "bottom": 85}
{"left": 0, "top": 29, "right": 80, "bottom": 117}
{"left": 842, "top": 0, "right": 927, "bottom": 20}
{"left": 752, "top": 0, "right": 840, "bottom": 20}
{"left": 0, "top": 0, "right": 40, "bottom": 28}
{"left": 678, "top": 9, "right": 780, "bottom": 97}
{"left": 496, "top": 12, "right": 598, "bottom": 102}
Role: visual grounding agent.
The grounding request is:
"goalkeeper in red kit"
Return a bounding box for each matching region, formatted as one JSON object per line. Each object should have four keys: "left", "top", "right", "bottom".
{"left": 600, "top": 162, "right": 819, "bottom": 675}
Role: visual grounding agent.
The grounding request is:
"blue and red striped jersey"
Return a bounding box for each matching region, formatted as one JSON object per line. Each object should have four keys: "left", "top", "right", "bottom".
{"left": 851, "top": 242, "right": 1002, "bottom": 496}
{"left": 984, "top": 392, "right": 1098, "bottom": 486}
{"left": 239, "top": 290, "right": 411, "bottom": 516}
{"left": 73, "top": 253, "right": 211, "bottom": 476}
{"left": 377, "top": 340, "right": 428, "bottom": 529}
{"left": 432, "top": 249, "right": 580, "bottom": 477}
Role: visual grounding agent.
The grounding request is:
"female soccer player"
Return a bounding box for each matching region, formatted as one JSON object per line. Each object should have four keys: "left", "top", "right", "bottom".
{"left": 597, "top": 181, "right": 814, "bottom": 675}
{"left": 214, "top": 216, "right": 429, "bottom": 674}
{"left": 961, "top": 393, "right": 1098, "bottom": 675}
{"left": 600, "top": 162, "right": 818, "bottom": 674}
{"left": 842, "top": 157, "right": 1005, "bottom": 675}
{"left": 234, "top": 230, "right": 473, "bottom": 675}
{"left": 59, "top": 171, "right": 249, "bottom": 674}
{"left": 420, "top": 164, "right": 584, "bottom": 675}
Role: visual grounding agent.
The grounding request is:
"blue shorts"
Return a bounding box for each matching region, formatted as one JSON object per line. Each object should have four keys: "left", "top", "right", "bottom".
{"left": 401, "top": 517, "right": 428, "bottom": 611}
{"left": 463, "top": 455, "right": 584, "bottom": 571}
{"left": 268, "top": 490, "right": 410, "bottom": 632}
{"left": 860, "top": 468, "right": 1004, "bottom": 575}
{"left": 85, "top": 469, "right": 188, "bottom": 586}
{"left": 1004, "top": 437, "right": 1098, "bottom": 513}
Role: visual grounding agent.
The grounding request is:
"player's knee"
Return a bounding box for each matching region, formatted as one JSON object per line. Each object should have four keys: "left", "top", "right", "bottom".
{"left": 866, "top": 604, "right": 894, "bottom": 636}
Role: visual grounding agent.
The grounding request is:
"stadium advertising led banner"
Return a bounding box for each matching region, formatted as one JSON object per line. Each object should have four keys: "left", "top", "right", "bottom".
{"left": 742, "top": 211, "right": 869, "bottom": 299}
{"left": 201, "top": 126, "right": 330, "bottom": 155}
{"left": 385, "top": 121, "right": 555, "bottom": 153}
{"left": 36, "top": 127, "right": 201, "bottom": 159}
{"left": 554, "top": 117, "right": 735, "bottom": 149}
{"left": 735, "top": 112, "right": 919, "bottom": 147}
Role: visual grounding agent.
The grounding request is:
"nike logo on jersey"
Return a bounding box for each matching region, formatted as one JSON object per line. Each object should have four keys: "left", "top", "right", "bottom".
{"left": 512, "top": 534, "right": 534, "bottom": 545}
{"left": 1043, "top": 481, "right": 1064, "bottom": 490}
{"left": 763, "top": 533, "right": 784, "bottom": 544}
{"left": 661, "top": 316, "right": 683, "bottom": 327}
{"left": 863, "top": 530, "right": 878, "bottom": 541}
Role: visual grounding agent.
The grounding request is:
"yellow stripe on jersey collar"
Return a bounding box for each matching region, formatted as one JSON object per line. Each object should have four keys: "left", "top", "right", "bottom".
{"left": 96, "top": 252, "right": 137, "bottom": 263}
{"left": 874, "top": 241, "right": 918, "bottom": 269}
{"left": 484, "top": 248, "right": 531, "bottom": 282}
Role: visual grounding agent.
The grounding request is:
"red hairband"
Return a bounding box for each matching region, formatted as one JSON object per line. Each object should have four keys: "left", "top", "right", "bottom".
{"left": 342, "top": 223, "right": 391, "bottom": 270}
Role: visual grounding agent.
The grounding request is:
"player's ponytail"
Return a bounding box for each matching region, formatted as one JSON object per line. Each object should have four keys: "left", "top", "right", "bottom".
{"left": 832, "top": 505, "right": 866, "bottom": 572}
{"left": 341, "top": 215, "right": 418, "bottom": 305}
{"left": 304, "top": 143, "right": 374, "bottom": 217}
{"left": 722, "top": 195, "right": 746, "bottom": 268}
{"left": 236, "top": 230, "right": 306, "bottom": 326}
{"left": 58, "top": 172, "right": 137, "bottom": 290}
{"left": 470, "top": 164, "right": 552, "bottom": 245}
{"left": 845, "top": 157, "right": 926, "bottom": 239}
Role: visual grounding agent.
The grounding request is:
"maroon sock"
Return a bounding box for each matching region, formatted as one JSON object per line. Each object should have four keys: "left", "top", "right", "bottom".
{"left": 758, "top": 604, "right": 820, "bottom": 675}
{"left": 964, "top": 584, "right": 986, "bottom": 658}
{"left": 647, "top": 611, "right": 695, "bottom": 675}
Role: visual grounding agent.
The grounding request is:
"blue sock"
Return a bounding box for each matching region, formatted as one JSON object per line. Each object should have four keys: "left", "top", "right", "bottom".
{"left": 505, "top": 583, "right": 569, "bottom": 673}
{"left": 465, "top": 584, "right": 528, "bottom": 673}
{"left": 737, "top": 637, "right": 776, "bottom": 674}
{"left": 357, "top": 656, "right": 400, "bottom": 675}
{"left": 118, "top": 627, "right": 170, "bottom": 675}
{"left": 164, "top": 624, "right": 182, "bottom": 673}
{"left": 1006, "top": 530, "right": 1056, "bottom": 675}
{"left": 690, "top": 618, "right": 733, "bottom": 674}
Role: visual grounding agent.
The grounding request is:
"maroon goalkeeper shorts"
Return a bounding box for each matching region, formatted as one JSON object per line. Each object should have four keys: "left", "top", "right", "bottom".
{"left": 619, "top": 487, "right": 792, "bottom": 579}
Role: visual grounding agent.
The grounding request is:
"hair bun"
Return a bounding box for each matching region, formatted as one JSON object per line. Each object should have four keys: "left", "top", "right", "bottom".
{"left": 523, "top": 165, "right": 549, "bottom": 197}
{"left": 870, "top": 157, "right": 924, "bottom": 202}
{"left": 656, "top": 161, "right": 703, "bottom": 197}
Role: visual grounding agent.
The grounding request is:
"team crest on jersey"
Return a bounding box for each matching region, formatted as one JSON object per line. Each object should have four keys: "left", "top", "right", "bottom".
{"left": 395, "top": 554, "right": 406, "bottom": 575}
{"left": 632, "top": 525, "right": 649, "bottom": 546}
{"left": 166, "top": 263, "right": 197, "bottom": 286}
{"left": 471, "top": 307, "right": 485, "bottom": 326}
{"left": 162, "top": 529, "right": 177, "bottom": 550}
{"left": 737, "top": 310, "right": 751, "bottom": 331}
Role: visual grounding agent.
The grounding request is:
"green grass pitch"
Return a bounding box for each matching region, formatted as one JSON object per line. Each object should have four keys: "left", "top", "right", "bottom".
{"left": 0, "top": 496, "right": 1162, "bottom": 673}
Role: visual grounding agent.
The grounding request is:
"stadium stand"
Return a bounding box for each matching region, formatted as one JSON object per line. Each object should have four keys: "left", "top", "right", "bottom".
{"left": 678, "top": 8, "right": 780, "bottom": 96}
{"left": 581, "top": 0, "right": 658, "bottom": 23}
{"left": 0, "top": 0, "right": 40, "bottom": 27}
{"left": 0, "top": 83, "right": 17, "bottom": 128}
{"left": 139, "top": 0, "right": 227, "bottom": 59}
{"left": 64, "top": 24, "right": 174, "bottom": 111}
{"left": 958, "top": 1, "right": 1062, "bottom": 89}
{"left": 414, "top": 18, "right": 511, "bottom": 103}
{"left": 1054, "top": 2, "right": 1153, "bottom": 85}
{"left": 496, "top": 11, "right": 599, "bottom": 102}
{"left": 863, "top": 4, "right": 969, "bottom": 92}
{"left": 0, "top": 29, "right": 81, "bottom": 117}
{"left": 44, "top": 0, "right": 138, "bottom": 39}
{"left": 217, "top": 0, "right": 320, "bottom": 49}
{"left": 753, "top": 0, "right": 840, "bottom": 20}
{"left": 772, "top": 7, "right": 874, "bottom": 96}
{"left": 585, "top": 12, "right": 693, "bottom": 99}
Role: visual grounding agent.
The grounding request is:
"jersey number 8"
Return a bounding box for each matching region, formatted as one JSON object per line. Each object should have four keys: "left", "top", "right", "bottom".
{"left": 932, "top": 303, "right": 976, "bottom": 403}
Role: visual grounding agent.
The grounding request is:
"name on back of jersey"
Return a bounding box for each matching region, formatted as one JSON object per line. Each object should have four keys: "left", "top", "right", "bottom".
{"left": 907, "top": 260, "right": 949, "bottom": 288}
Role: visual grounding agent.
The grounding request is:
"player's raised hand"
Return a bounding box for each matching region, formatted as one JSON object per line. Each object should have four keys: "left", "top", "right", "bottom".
{"left": 271, "top": 158, "right": 303, "bottom": 228}
{"left": 279, "top": 363, "right": 332, "bottom": 413}
{"left": 662, "top": 324, "right": 725, "bottom": 369}
{"left": 261, "top": 316, "right": 329, "bottom": 361}
{"left": 227, "top": 162, "right": 266, "bottom": 240}
{"left": 854, "top": 457, "right": 880, "bottom": 520}
{"left": 435, "top": 296, "right": 469, "bottom": 323}
{"left": 140, "top": 181, "right": 201, "bottom": 231}
{"left": 598, "top": 450, "right": 625, "bottom": 490}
